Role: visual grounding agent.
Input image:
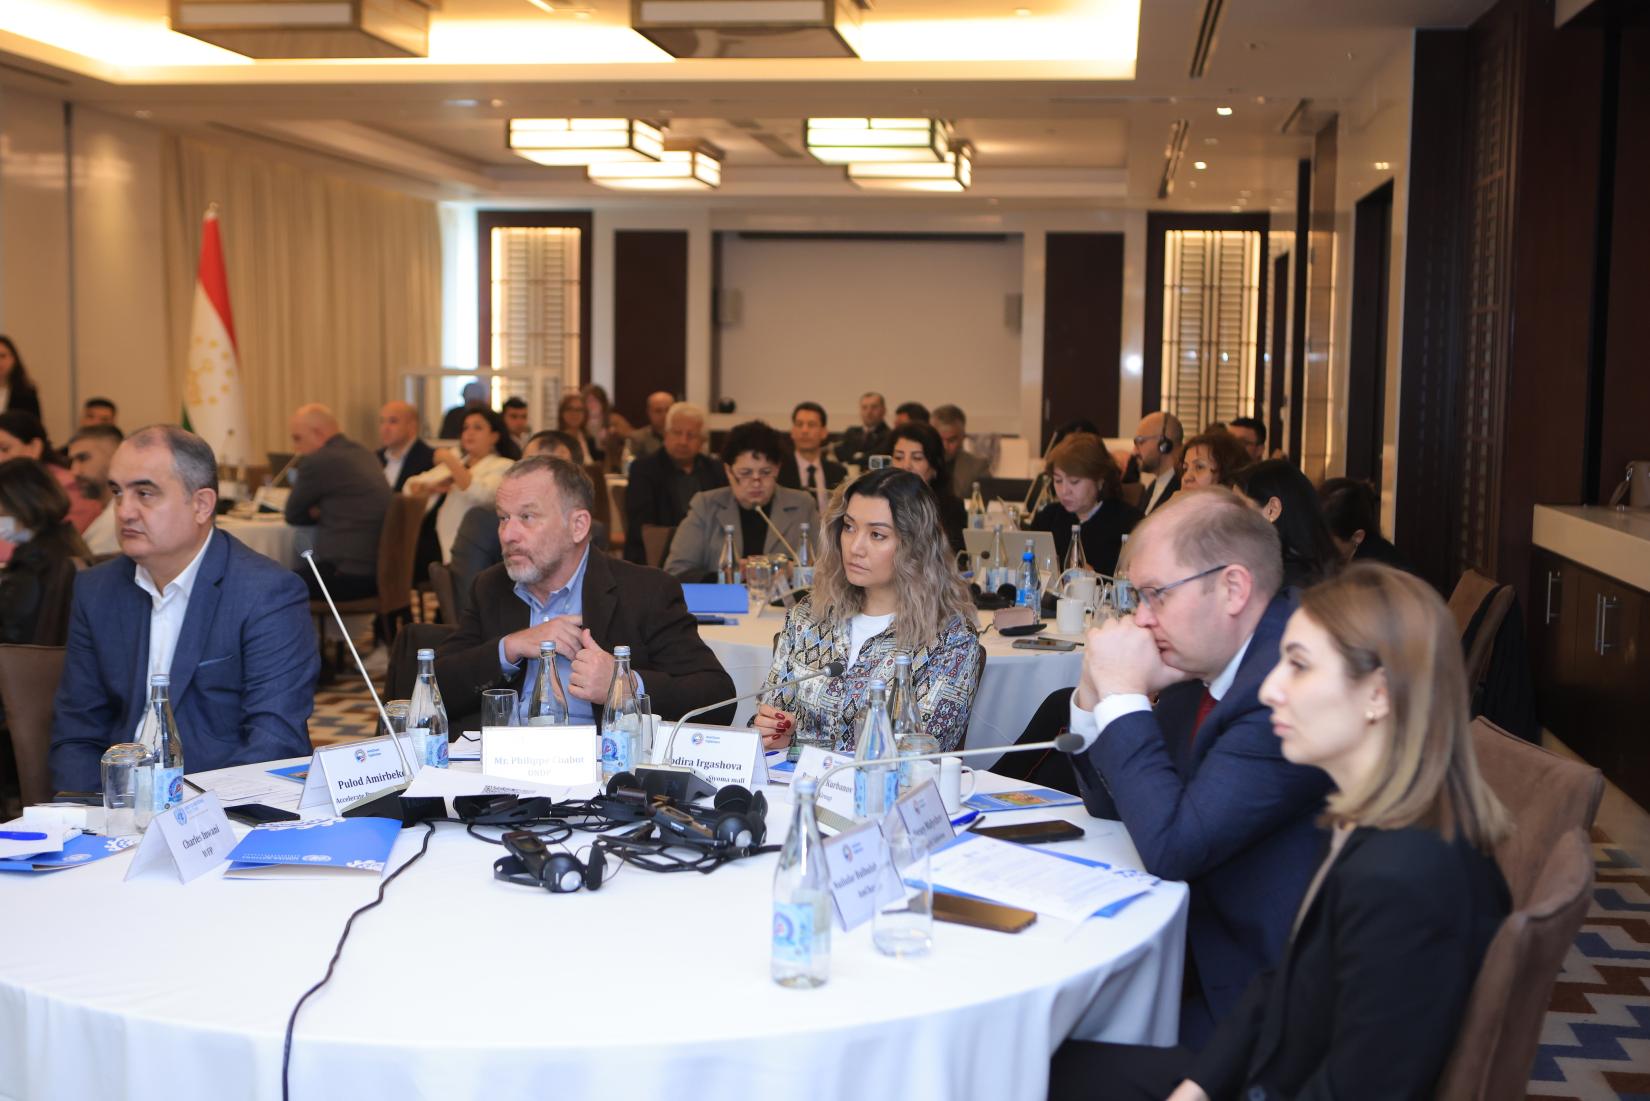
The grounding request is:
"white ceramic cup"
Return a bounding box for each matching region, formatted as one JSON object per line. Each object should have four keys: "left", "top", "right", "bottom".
{"left": 939, "top": 756, "right": 977, "bottom": 813}
{"left": 1056, "top": 596, "right": 1088, "bottom": 635}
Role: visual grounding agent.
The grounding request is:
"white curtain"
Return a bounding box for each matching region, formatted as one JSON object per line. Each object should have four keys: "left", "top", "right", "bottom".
{"left": 162, "top": 136, "right": 442, "bottom": 457}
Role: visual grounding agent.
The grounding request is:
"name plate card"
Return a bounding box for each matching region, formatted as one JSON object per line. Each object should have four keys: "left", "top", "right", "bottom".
{"left": 661, "top": 724, "right": 769, "bottom": 790}
{"left": 299, "top": 735, "right": 417, "bottom": 814}
{"left": 792, "top": 746, "right": 857, "bottom": 834}
{"left": 125, "top": 792, "right": 232, "bottom": 884}
{"left": 482, "top": 725, "right": 600, "bottom": 787}
{"left": 821, "top": 818, "right": 904, "bottom": 931}
{"left": 894, "top": 780, "right": 955, "bottom": 860}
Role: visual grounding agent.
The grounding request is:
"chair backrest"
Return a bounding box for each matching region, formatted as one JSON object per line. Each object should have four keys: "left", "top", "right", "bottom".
{"left": 1469, "top": 716, "right": 1603, "bottom": 906}
{"left": 641, "top": 524, "right": 676, "bottom": 569}
{"left": 584, "top": 464, "right": 611, "bottom": 530}
{"left": 1449, "top": 569, "right": 1512, "bottom": 691}
{"left": 427, "top": 563, "right": 459, "bottom": 626}
{"left": 375, "top": 494, "right": 426, "bottom": 615}
{"left": 1435, "top": 828, "right": 1595, "bottom": 1100}
{"left": 386, "top": 621, "right": 457, "bottom": 702}
{"left": 0, "top": 644, "right": 67, "bottom": 805}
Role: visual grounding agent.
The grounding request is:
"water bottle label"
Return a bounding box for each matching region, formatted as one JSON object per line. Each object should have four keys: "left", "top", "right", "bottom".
{"left": 151, "top": 767, "right": 184, "bottom": 813}
{"left": 429, "top": 732, "right": 449, "bottom": 769}
{"left": 853, "top": 770, "right": 900, "bottom": 819}
{"left": 600, "top": 732, "right": 634, "bottom": 775}
{"left": 772, "top": 902, "right": 816, "bottom": 966}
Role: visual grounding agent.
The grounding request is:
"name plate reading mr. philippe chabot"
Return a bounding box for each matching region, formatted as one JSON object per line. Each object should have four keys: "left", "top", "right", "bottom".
{"left": 482, "top": 725, "right": 601, "bottom": 787}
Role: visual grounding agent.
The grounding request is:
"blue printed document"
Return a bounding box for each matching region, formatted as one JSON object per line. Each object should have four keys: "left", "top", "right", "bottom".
{"left": 682, "top": 584, "right": 749, "bottom": 615}
{"left": 963, "top": 787, "right": 1083, "bottom": 813}
{"left": 223, "top": 817, "right": 400, "bottom": 879}
{"left": 0, "top": 833, "right": 139, "bottom": 873}
{"left": 924, "top": 832, "right": 1156, "bottom": 922}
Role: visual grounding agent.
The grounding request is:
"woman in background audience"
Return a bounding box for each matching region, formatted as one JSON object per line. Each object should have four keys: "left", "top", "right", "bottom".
{"left": 406, "top": 408, "right": 520, "bottom": 571}
{"left": 0, "top": 337, "right": 41, "bottom": 418}
{"left": 580, "top": 384, "right": 633, "bottom": 469}
{"left": 888, "top": 421, "right": 967, "bottom": 554}
{"left": 754, "top": 467, "right": 980, "bottom": 753}
{"left": 0, "top": 412, "right": 102, "bottom": 543}
{"left": 1050, "top": 564, "right": 1510, "bottom": 1101}
{"left": 1031, "top": 432, "right": 1140, "bottom": 576}
{"left": 1180, "top": 431, "right": 1252, "bottom": 490}
{"left": 1319, "top": 477, "right": 1413, "bottom": 573}
{"left": 555, "top": 393, "right": 593, "bottom": 464}
{"left": 1235, "top": 459, "right": 1339, "bottom": 589}
{"left": 0, "top": 458, "right": 89, "bottom": 645}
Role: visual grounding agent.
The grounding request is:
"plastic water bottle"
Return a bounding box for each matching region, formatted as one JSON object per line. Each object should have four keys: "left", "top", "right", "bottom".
{"left": 1065, "top": 523, "right": 1089, "bottom": 575}
{"left": 1017, "top": 539, "right": 1039, "bottom": 611}
{"left": 717, "top": 524, "right": 741, "bottom": 584}
{"left": 872, "top": 797, "right": 934, "bottom": 959}
{"left": 408, "top": 648, "right": 449, "bottom": 768}
{"left": 988, "top": 524, "right": 1009, "bottom": 591}
{"left": 526, "top": 640, "right": 569, "bottom": 725}
{"left": 794, "top": 522, "right": 815, "bottom": 589}
{"left": 969, "top": 482, "right": 987, "bottom": 529}
{"left": 772, "top": 777, "right": 831, "bottom": 988}
{"left": 890, "top": 654, "right": 940, "bottom": 795}
{"left": 853, "top": 679, "right": 899, "bottom": 821}
{"left": 600, "top": 645, "right": 643, "bottom": 780}
{"left": 134, "top": 673, "right": 185, "bottom": 831}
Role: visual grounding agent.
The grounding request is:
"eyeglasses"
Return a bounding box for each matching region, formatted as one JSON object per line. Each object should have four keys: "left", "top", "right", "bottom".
{"left": 1133, "top": 563, "right": 1231, "bottom": 612}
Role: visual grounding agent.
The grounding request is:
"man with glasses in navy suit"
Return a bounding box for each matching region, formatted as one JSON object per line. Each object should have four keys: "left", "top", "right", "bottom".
{"left": 49, "top": 426, "right": 319, "bottom": 792}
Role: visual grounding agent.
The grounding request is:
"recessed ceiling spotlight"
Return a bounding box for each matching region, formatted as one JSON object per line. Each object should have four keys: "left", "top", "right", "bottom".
{"left": 490, "top": 99, "right": 506, "bottom": 108}
{"left": 574, "top": 9, "right": 591, "bottom": 18}
{"left": 1216, "top": 106, "right": 1233, "bottom": 116}
{"left": 1193, "top": 160, "right": 1208, "bottom": 170}
{"left": 1013, "top": 6, "right": 1032, "bottom": 15}
{"left": 445, "top": 98, "right": 482, "bottom": 107}
{"left": 1373, "top": 160, "right": 1391, "bottom": 170}
{"left": 1229, "top": 205, "right": 1242, "bottom": 212}
{"left": 1203, "top": 137, "right": 1219, "bottom": 145}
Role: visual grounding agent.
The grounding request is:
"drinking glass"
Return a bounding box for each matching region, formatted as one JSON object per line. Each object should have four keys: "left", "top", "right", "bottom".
{"left": 637, "top": 692, "right": 657, "bottom": 763}
{"left": 100, "top": 743, "right": 147, "bottom": 838}
{"left": 745, "top": 555, "right": 775, "bottom": 608}
{"left": 482, "top": 688, "right": 520, "bottom": 728}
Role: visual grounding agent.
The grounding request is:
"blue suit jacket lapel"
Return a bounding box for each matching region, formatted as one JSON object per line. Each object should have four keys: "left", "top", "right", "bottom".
{"left": 168, "top": 534, "right": 230, "bottom": 704}
{"left": 117, "top": 559, "right": 152, "bottom": 737}
{"left": 1185, "top": 589, "right": 1298, "bottom": 768}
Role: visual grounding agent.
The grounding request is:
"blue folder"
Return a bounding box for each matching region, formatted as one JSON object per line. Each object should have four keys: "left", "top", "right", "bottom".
{"left": 682, "top": 584, "right": 749, "bottom": 615}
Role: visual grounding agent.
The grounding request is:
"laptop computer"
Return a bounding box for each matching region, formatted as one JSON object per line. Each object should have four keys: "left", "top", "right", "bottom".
{"left": 962, "top": 528, "right": 1058, "bottom": 571}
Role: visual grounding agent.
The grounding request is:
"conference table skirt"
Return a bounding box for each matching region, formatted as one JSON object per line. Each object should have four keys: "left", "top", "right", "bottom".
{"left": 0, "top": 765, "right": 1186, "bottom": 1101}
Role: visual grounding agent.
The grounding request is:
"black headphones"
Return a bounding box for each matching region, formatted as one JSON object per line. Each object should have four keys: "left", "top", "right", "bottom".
{"left": 1159, "top": 413, "right": 1184, "bottom": 454}
{"left": 494, "top": 830, "right": 608, "bottom": 893}
{"left": 644, "top": 782, "right": 768, "bottom": 851}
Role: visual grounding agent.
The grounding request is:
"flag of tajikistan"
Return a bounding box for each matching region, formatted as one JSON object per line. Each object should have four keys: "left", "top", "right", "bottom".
{"left": 185, "top": 205, "right": 250, "bottom": 470}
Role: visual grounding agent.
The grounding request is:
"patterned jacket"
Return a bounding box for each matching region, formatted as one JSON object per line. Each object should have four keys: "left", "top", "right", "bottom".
{"left": 761, "top": 597, "right": 982, "bottom": 752}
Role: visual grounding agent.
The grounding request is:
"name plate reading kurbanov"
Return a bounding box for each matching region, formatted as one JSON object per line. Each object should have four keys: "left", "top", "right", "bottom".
{"left": 661, "top": 724, "right": 768, "bottom": 790}
{"left": 793, "top": 746, "right": 856, "bottom": 833}
{"left": 482, "top": 725, "right": 600, "bottom": 787}
{"left": 299, "top": 735, "right": 416, "bottom": 814}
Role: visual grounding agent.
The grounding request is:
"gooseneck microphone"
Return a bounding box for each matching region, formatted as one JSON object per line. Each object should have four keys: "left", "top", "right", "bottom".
{"left": 634, "top": 660, "right": 846, "bottom": 801}
{"left": 813, "top": 733, "right": 1088, "bottom": 793}
{"left": 752, "top": 503, "right": 801, "bottom": 562}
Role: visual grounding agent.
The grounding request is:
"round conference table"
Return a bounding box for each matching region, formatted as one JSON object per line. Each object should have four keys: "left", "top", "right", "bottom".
{"left": 219, "top": 514, "right": 312, "bottom": 569}
{"left": 697, "top": 608, "right": 1086, "bottom": 758}
{"left": 0, "top": 763, "right": 1186, "bottom": 1101}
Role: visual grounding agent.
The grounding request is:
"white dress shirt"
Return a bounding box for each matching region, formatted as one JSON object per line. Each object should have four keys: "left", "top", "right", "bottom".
{"left": 130, "top": 530, "right": 215, "bottom": 741}
{"left": 382, "top": 445, "right": 410, "bottom": 488}
{"left": 83, "top": 499, "right": 120, "bottom": 556}
{"left": 793, "top": 453, "right": 829, "bottom": 513}
{"left": 1067, "top": 631, "right": 1254, "bottom": 752}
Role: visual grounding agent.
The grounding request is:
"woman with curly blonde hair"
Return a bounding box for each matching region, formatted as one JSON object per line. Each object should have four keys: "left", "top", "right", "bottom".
{"left": 754, "top": 467, "right": 981, "bottom": 753}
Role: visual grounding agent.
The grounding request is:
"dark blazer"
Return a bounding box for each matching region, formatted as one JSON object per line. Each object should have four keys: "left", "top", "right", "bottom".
{"left": 4, "top": 382, "right": 41, "bottom": 418}
{"left": 623, "top": 447, "right": 728, "bottom": 564}
{"left": 49, "top": 532, "right": 319, "bottom": 792}
{"left": 1032, "top": 499, "right": 1141, "bottom": 576}
{"left": 1189, "top": 826, "right": 1510, "bottom": 1100}
{"left": 433, "top": 550, "right": 736, "bottom": 728}
{"left": 834, "top": 422, "right": 892, "bottom": 468}
{"left": 287, "top": 434, "right": 391, "bottom": 578}
{"left": 1352, "top": 533, "right": 1413, "bottom": 574}
{"left": 778, "top": 452, "right": 847, "bottom": 502}
{"left": 377, "top": 438, "right": 436, "bottom": 493}
{"left": 1142, "top": 469, "right": 1181, "bottom": 515}
{"left": 1070, "top": 590, "right": 1332, "bottom": 1045}
{"left": 0, "top": 522, "right": 87, "bottom": 645}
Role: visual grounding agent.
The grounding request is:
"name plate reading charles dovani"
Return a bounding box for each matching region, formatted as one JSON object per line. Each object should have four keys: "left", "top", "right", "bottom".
{"left": 125, "top": 792, "right": 232, "bottom": 884}
{"left": 298, "top": 735, "right": 416, "bottom": 814}
{"left": 482, "top": 725, "right": 601, "bottom": 786}
{"left": 660, "top": 724, "right": 769, "bottom": 790}
{"left": 792, "top": 745, "right": 857, "bottom": 833}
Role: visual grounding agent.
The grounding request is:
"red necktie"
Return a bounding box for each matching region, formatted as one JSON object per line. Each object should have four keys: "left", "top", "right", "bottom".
{"left": 1190, "top": 688, "right": 1217, "bottom": 750}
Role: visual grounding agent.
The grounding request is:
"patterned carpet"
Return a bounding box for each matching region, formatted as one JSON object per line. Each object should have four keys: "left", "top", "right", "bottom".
{"left": 309, "top": 680, "right": 1650, "bottom": 1094}
{"left": 1529, "top": 829, "right": 1650, "bottom": 1100}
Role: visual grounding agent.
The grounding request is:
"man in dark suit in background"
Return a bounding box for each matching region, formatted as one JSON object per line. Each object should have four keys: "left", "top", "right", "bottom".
{"left": 376, "top": 400, "right": 434, "bottom": 492}
{"left": 1062, "top": 488, "right": 1330, "bottom": 1047}
{"left": 778, "top": 401, "right": 845, "bottom": 515}
{"left": 285, "top": 403, "right": 390, "bottom": 601}
{"left": 1132, "top": 410, "right": 1184, "bottom": 516}
{"left": 623, "top": 401, "right": 726, "bottom": 565}
{"left": 833, "top": 391, "right": 892, "bottom": 468}
{"left": 50, "top": 426, "right": 318, "bottom": 791}
{"left": 436, "top": 456, "right": 734, "bottom": 731}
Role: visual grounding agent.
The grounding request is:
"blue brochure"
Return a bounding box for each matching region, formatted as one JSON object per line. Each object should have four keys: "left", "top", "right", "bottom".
{"left": 223, "top": 817, "right": 400, "bottom": 878}
{"left": 963, "top": 787, "right": 1083, "bottom": 813}
{"left": 682, "top": 584, "right": 749, "bottom": 615}
{"left": 0, "top": 833, "right": 139, "bottom": 873}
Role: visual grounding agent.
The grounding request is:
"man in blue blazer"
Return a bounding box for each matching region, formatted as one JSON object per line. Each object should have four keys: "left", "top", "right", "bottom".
{"left": 1065, "top": 488, "right": 1331, "bottom": 1047}
{"left": 50, "top": 426, "right": 319, "bottom": 792}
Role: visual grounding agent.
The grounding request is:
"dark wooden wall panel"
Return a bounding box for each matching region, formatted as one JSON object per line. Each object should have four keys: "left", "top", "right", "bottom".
{"left": 1042, "top": 232, "right": 1124, "bottom": 439}
{"left": 613, "top": 230, "right": 688, "bottom": 426}
{"left": 1599, "top": 25, "right": 1650, "bottom": 499}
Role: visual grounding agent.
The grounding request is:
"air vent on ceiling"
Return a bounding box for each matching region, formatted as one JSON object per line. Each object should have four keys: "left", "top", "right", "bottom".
{"left": 1188, "top": 0, "right": 1224, "bottom": 78}
{"left": 1158, "top": 118, "right": 1189, "bottom": 200}
{"left": 169, "top": 0, "right": 440, "bottom": 59}
{"left": 632, "top": 0, "right": 870, "bottom": 58}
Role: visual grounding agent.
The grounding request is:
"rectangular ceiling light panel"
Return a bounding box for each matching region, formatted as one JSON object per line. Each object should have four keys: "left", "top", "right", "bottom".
{"left": 588, "top": 141, "right": 724, "bottom": 190}
{"left": 805, "top": 118, "right": 951, "bottom": 164}
{"left": 169, "top": 0, "right": 435, "bottom": 58}
{"left": 508, "top": 118, "right": 665, "bottom": 166}
{"left": 848, "top": 140, "right": 973, "bottom": 192}
{"left": 633, "top": 0, "right": 867, "bottom": 58}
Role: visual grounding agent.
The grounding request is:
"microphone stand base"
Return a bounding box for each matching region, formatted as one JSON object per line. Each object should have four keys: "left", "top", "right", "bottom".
{"left": 343, "top": 789, "right": 445, "bottom": 828}
{"left": 633, "top": 764, "right": 717, "bottom": 804}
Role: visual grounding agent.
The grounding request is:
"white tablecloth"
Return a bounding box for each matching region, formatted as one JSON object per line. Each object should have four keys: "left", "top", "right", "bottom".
{"left": 218, "top": 515, "right": 312, "bottom": 570}
{"left": 699, "top": 609, "right": 1084, "bottom": 759}
{"left": 0, "top": 763, "right": 1185, "bottom": 1101}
